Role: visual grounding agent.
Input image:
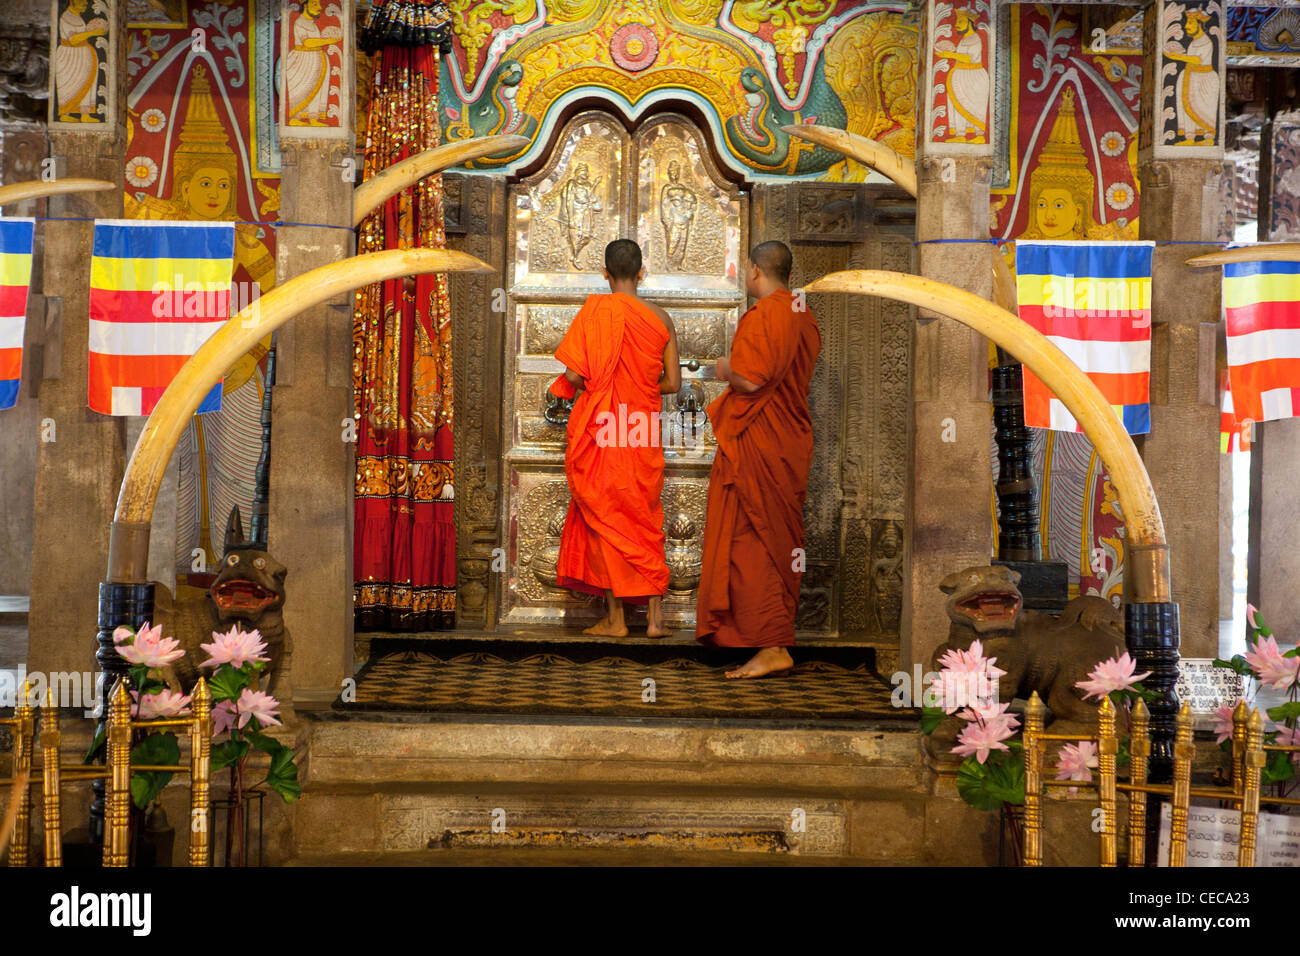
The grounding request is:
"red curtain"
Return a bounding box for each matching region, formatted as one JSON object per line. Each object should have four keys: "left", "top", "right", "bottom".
{"left": 353, "top": 39, "right": 455, "bottom": 631}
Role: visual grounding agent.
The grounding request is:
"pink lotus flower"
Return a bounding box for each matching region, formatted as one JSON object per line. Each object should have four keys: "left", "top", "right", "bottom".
{"left": 115, "top": 621, "right": 185, "bottom": 668}
{"left": 1244, "top": 635, "right": 1300, "bottom": 690}
{"left": 235, "top": 689, "right": 282, "bottom": 729}
{"left": 1076, "top": 653, "right": 1152, "bottom": 701}
{"left": 112, "top": 626, "right": 134, "bottom": 645}
{"left": 928, "top": 640, "right": 1008, "bottom": 713}
{"left": 1211, "top": 702, "right": 1239, "bottom": 744}
{"left": 200, "top": 625, "right": 269, "bottom": 670}
{"left": 212, "top": 700, "right": 237, "bottom": 737}
{"left": 1275, "top": 725, "right": 1300, "bottom": 765}
{"left": 1246, "top": 603, "right": 1261, "bottom": 631}
{"left": 134, "top": 689, "right": 192, "bottom": 720}
{"left": 951, "top": 711, "right": 1019, "bottom": 764}
{"left": 1055, "top": 741, "right": 1099, "bottom": 794}
{"left": 957, "top": 700, "right": 1020, "bottom": 736}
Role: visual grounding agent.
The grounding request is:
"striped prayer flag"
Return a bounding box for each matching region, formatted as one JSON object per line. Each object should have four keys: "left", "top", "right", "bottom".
{"left": 1223, "top": 258, "right": 1300, "bottom": 428}
{"left": 0, "top": 217, "right": 36, "bottom": 410}
{"left": 88, "top": 220, "right": 234, "bottom": 416}
{"left": 1015, "top": 241, "right": 1154, "bottom": 435}
{"left": 1220, "top": 369, "right": 1251, "bottom": 453}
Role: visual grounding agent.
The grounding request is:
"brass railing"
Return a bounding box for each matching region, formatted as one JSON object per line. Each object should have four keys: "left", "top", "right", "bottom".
{"left": 0, "top": 684, "right": 35, "bottom": 865}
{"left": 1023, "top": 692, "right": 1300, "bottom": 866}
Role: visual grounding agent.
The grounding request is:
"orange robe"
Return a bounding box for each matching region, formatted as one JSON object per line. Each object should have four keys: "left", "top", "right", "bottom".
{"left": 696, "top": 289, "right": 821, "bottom": 647}
{"left": 552, "top": 292, "right": 670, "bottom": 601}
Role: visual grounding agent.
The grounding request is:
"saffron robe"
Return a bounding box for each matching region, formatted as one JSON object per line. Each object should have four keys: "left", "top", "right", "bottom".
{"left": 696, "top": 289, "right": 821, "bottom": 647}
{"left": 553, "top": 292, "right": 671, "bottom": 601}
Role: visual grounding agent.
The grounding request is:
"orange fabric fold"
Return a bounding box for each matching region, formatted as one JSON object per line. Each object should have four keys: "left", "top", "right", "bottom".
{"left": 555, "top": 292, "right": 671, "bottom": 601}
{"left": 696, "top": 289, "right": 821, "bottom": 647}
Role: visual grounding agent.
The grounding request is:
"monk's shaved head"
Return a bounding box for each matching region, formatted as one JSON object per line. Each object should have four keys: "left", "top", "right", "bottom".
{"left": 749, "top": 241, "right": 792, "bottom": 285}
{"left": 605, "top": 239, "right": 643, "bottom": 280}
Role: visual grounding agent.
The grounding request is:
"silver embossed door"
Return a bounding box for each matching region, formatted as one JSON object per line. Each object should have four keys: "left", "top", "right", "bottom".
{"left": 499, "top": 110, "right": 746, "bottom": 630}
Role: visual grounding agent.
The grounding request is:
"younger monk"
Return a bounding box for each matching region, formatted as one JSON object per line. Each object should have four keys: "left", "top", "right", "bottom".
{"left": 550, "top": 239, "right": 681, "bottom": 637}
{"left": 696, "top": 241, "right": 821, "bottom": 677}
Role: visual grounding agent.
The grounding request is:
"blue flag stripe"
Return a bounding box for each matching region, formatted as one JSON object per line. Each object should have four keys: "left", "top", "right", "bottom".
{"left": 0, "top": 379, "right": 18, "bottom": 409}
{"left": 1224, "top": 260, "right": 1300, "bottom": 279}
{"left": 0, "top": 218, "right": 35, "bottom": 252}
{"left": 92, "top": 221, "right": 236, "bottom": 261}
{"left": 1016, "top": 243, "right": 1154, "bottom": 280}
{"left": 196, "top": 381, "right": 223, "bottom": 414}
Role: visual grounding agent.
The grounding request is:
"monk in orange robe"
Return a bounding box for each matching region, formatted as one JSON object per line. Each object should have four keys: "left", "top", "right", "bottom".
{"left": 551, "top": 239, "right": 681, "bottom": 637}
{"left": 696, "top": 241, "right": 821, "bottom": 677}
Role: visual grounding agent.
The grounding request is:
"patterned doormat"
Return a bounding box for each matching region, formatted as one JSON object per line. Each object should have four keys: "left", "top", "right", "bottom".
{"left": 337, "top": 639, "right": 906, "bottom": 722}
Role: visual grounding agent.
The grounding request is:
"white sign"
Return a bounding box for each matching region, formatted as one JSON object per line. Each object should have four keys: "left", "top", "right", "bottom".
{"left": 1157, "top": 802, "right": 1300, "bottom": 867}
{"left": 1175, "top": 658, "right": 1244, "bottom": 714}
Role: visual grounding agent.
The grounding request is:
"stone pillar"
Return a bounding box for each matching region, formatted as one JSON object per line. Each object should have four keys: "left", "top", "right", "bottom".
{"left": 904, "top": 0, "right": 996, "bottom": 671}
{"left": 268, "top": 0, "right": 355, "bottom": 709}
{"left": 27, "top": 0, "right": 127, "bottom": 677}
{"left": 1249, "top": 105, "right": 1300, "bottom": 640}
{"left": 1134, "top": 0, "right": 1226, "bottom": 659}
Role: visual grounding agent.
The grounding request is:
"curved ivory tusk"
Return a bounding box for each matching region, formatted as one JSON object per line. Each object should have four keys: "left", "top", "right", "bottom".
{"left": 109, "top": 248, "right": 495, "bottom": 581}
{"left": 352, "top": 135, "right": 530, "bottom": 227}
{"left": 0, "top": 178, "right": 116, "bottom": 206}
{"left": 1186, "top": 244, "right": 1300, "bottom": 267}
{"left": 991, "top": 245, "right": 1018, "bottom": 313}
{"left": 779, "top": 125, "right": 917, "bottom": 198}
{"left": 803, "top": 269, "right": 1169, "bottom": 602}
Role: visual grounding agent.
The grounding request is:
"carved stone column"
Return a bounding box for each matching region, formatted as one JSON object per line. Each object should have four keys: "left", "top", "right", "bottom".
{"left": 905, "top": 0, "right": 996, "bottom": 671}
{"left": 268, "top": 0, "right": 356, "bottom": 709}
{"left": 1134, "top": 0, "right": 1227, "bottom": 773}
{"left": 28, "top": 0, "right": 127, "bottom": 679}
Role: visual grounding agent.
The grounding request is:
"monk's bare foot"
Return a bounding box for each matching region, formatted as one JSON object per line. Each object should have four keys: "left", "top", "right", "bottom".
{"left": 646, "top": 621, "right": 673, "bottom": 638}
{"left": 582, "top": 617, "right": 628, "bottom": 637}
{"left": 724, "top": 647, "right": 794, "bottom": 679}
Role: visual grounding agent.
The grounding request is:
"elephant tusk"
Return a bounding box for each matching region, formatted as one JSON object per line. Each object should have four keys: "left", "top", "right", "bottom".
{"left": 803, "top": 269, "right": 1169, "bottom": 603}
{"left": 109, "top": 248, "right": 495, "bottom": 582}
{"left": 1186, "top": 244, "right": 1300, "bottom": 267}
{"left": 0, "top": 178, "right": 115, "bottom": 206}
{"left": 780, "top": 125, "right": 917, "bottom": 198}
{"left": 352, "top": 135, "right": 530, "bottom": 227}
{"left": 991, "top": 244, "right": 1018, "bottom": 314}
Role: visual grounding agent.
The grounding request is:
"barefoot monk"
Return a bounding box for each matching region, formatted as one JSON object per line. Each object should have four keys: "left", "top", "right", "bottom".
{"left": 551, "top": 239, "right": 681, "bottom": 637}
{"left": 696, "top": 241, "right": 821, "bottom": 677}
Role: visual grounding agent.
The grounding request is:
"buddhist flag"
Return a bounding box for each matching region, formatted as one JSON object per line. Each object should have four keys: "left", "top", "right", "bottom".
{"left": 88, "top": 220, "right": 234, "bottom": 416}
{"left": 1223, "top": 258, "right": 1300, "bottom": 428}
{"left": 1015, "top": 241, "right": 1153, "bottom": 435}
{"left": 0, "top": 217, "right": 35, "bottom": 410}
{"left": 1220, "top": 369, "right": 1251, "bottom": 453}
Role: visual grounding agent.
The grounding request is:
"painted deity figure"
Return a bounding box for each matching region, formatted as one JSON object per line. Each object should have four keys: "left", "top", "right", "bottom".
{"left": 126, "top": 66, "right": 276, "bottom": 564}
{"left": 936, "top": 6, "right": 988, "bottom": 143}
{"left": 1022, "top": 88, "right": 1095, "bottom": 241}
{"left": 659, "top": 160, "right": 697, "bottom": 270}
{"left": 54, "top": 0, "right": 109, "bottom": 122}
{"left": 556, "top": 162, "right": 602, "bottom": 269}
{"left": 286, "top": 0, "right": 344, "bottom": 126}
{"left": 1165, "top": 10, "right": 1217, "bottom": 145}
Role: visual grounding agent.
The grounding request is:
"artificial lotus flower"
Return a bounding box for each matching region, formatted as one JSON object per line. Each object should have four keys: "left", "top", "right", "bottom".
{"left": 928, "top": 640, "right": 1008, "bottom": 713}
{"left": 1244, "top": 635, "right": 1300, "bottom": 690}
{"left": 1054, "top": 741, "right": 1099, "bottom": 794}
{"left": 115, "top": 621, "right": 185, "bottom": 668}
{"left": 1075, "top": 653, "right": 1152, "bottom": 701}
{"left": 1246, "top": 603, "right": 1261, "bottom": 632}
{"left": 951, "top": 715, "right": 1018, "bottom": 764}
{"left": 1274, "top": 725, "right": 1300, "bottom": 765}
{"left": 1210, "top": 702, "right": 1238, "bottom": 745}
{"left": 957, "top": 699, "right": 1020, "bottom": 736}
{"left": 112, "top": 625, "right": 134, "bottom": 644}
{"left": 212, "top": 700, "right": 237, "bottom": 737}
{"left": 200, "top": 625, "right": 269, "bottom": 670}
{"left": 135, "top": 689, "right": 192, "bottom": 720}
{"left": 235, "top": 688, "right": 282, "bottom": 729}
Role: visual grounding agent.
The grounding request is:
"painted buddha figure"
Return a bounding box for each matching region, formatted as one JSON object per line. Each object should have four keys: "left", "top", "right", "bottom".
{"left": 1023, "top": 88, "right": 1094, "bottom": 240}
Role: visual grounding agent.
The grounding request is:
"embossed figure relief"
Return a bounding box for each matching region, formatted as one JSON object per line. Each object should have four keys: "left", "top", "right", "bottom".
{"left": 1160, "top": 1, "right": 1223, "bottom": 148}
{"left": 556, "top": 162, "right": 604, "bottom": 268}
{"left": 51, "top": 0, "right": 113, "bottom": 126}
{"left": 659, "top": 160, "right": 697, "bottom": 270}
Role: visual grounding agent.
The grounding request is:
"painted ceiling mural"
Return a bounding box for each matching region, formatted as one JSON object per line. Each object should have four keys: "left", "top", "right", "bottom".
{"left": 435, "top": 0, "right": 920, "bottom": 181}
{"left": 124, "top": 0, "right": 282, "bottom": 580}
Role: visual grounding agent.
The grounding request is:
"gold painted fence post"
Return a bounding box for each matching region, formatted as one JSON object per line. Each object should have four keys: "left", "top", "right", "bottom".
{"left": 1168, "top": 702, "right": 1194, "bottom": 867}
{"left": 189, "top": 678, "right": 212, "bottom": 867}
{"left": 8, "top": 680, "right": 34, "bottom": 867}
{"left": 1237, "top": 709, "right": 1265, "bottom": 867}
{"left": 1023, "top": 692, "right": 1045, "bottom": 867}
{"left": 1127, "top": 699, "right": 1150, "bottom": 866}
{"left": 40, "top": 689, "right": 61, "bottom": 867}
{"left": 1097, "top": 695, "right": 1118, "bottom": 867}
{"left": 103, "top": 681, "right": 132, "bottom": 868}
